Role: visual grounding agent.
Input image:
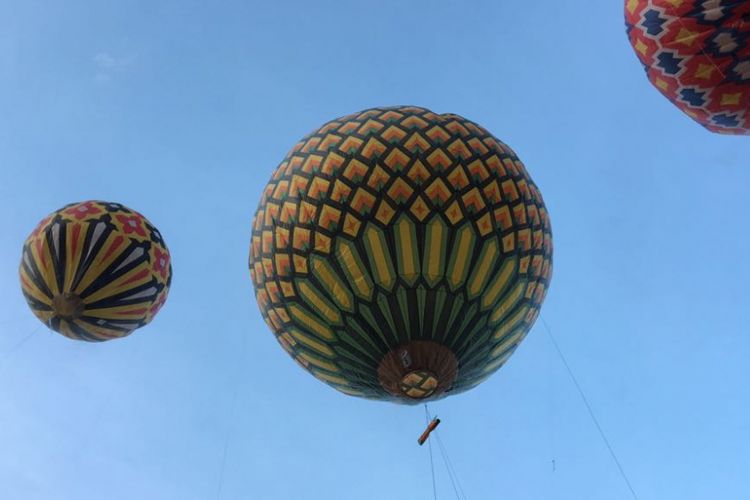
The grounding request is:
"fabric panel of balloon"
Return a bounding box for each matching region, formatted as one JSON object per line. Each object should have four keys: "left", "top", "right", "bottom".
{"left": 249, "top": 106, "right": 552, "bottom": 404}
{"left": 19, "top": 201, "right": 172, "bottom": 341}
{"left": 626, "top": 0, "right": 750, "bottom": 134}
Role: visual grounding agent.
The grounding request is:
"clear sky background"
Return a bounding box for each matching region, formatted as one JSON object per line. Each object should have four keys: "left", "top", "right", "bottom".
{"left": 1, "top": 1, "right": 749, "bottom": 499}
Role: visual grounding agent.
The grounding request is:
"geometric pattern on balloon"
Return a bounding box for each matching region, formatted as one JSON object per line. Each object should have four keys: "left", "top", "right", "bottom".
{"left": 626, "top": 0, "right": 750, "bottom": 134}
{"left": 19, "top": 200, "right": 172, "bottom": 341}
{"left": 249, "top": 106, "right": 552, "bottom": 403}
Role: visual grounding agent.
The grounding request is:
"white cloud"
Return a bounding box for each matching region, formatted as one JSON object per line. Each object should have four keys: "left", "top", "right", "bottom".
{"left": 93, "top": 52, "right": 136, "bottom": 83}
{"left": 93, "top": 53, "right": 118, "bottom": 70}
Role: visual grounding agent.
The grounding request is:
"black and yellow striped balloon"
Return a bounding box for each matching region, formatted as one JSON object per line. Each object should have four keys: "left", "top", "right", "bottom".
{"left": 19, "top": 201, "right": 172, "bottom": 341}
{"left": 250, "top": 106, "right": 552, "bottom": 403}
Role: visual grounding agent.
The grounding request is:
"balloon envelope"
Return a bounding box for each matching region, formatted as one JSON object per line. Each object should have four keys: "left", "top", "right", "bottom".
{"left": 250, "top": 106, "right": 552, "bottom": 403}
{"left": 19, "top": 201, "right": 172, "bottom": 341}
{"left": 626, "top": 0, "right": 750, "bottom": 134}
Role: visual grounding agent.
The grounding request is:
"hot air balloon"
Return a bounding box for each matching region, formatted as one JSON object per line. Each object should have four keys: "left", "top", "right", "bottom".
{"left": 626, "top": 0, "right": 750, "bottom": 134}
{"left": 249, "top": 106, "right": 552, "bottom": 403}
{"left": 19, "top": 201, "right": 172, "bottom": 341}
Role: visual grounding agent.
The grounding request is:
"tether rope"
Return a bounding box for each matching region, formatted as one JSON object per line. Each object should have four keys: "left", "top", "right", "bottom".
{"left": 0, "top": 323, "right": 42, "bottom": 366}
{"left": 216, "top": 330, "right": 249, "bottom": 500}
{"left": 425, "top": 404, "right": 438, "bottom": 500}
{"left": 435, "top": 430, "right": 467, "bottom": 500}
{"left": 540, "top": 316, "right": 639, "bottom": 500}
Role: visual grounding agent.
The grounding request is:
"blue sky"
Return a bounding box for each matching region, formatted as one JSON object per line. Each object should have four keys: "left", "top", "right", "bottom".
{"left": 1, "top": 1, "right": 749, "bottom": 499}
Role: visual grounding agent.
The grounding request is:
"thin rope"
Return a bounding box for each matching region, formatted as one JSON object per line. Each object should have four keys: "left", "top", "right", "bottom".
{"left": 425, "top": 405, "right": 463, "bottom": 500}
{"left": 435, "top": 431, "right": 468, "bottom": 500}
{"left": 216, "top": 331, "right": 249, "bottom": 500}
{"left": 425, "top": 404, "right": 438, "bottom": 500}
{"left": 540, "top": 316, "right": 639, "bottom": 500}
{"left": 0, "top": 324, "right": 41, "bottom": 365}
{"left": 434, "top": 430, "right": 462, "bottom": 500}
{"left": 78, "top": 331, "right": 147, "bottom": 459}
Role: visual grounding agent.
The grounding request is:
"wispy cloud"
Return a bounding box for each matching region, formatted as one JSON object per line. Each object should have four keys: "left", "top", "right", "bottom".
{"left": 93, "top": 52, "right": 136, "bottom": 83}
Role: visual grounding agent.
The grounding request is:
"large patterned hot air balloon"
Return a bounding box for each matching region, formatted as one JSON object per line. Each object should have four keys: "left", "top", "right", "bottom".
{"left": 20, "top": 201, "right": 172, "bottom": 341}
{"left": 249, "top": 106, "right": 552, "bottom": 403}
{"left": 626, "top": 0, "right": 750, "bottom": 134}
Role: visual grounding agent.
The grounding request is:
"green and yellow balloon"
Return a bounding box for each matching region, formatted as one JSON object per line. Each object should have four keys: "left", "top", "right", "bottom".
{"left": 20, "top": 201, "right": 172, "bottom": 341}
{"left": 250, "top": 106, "right": 552, "bottom": 403}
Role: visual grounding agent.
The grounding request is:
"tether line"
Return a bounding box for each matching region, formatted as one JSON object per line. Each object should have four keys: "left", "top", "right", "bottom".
{"left": 540, "top": 315, "right": 639, "bottom": 500}
{"left": 216, "top": 330, "right": 249, "bottom": 500}
{"left": 435, "top": 430, "right": 467, "bottom": 500}
{"left": 0, "top": 324, "right": 42, "bottom": 365}
{"left": 425, "top": 404, "right": 438, "bottom": 500}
